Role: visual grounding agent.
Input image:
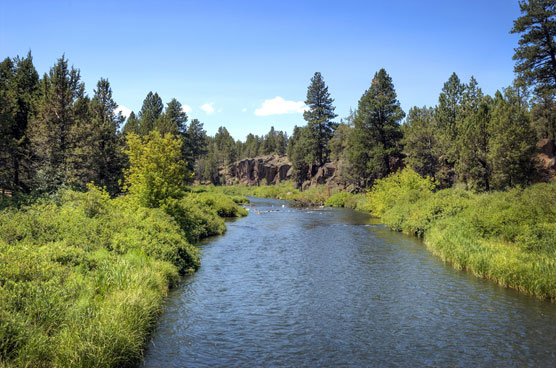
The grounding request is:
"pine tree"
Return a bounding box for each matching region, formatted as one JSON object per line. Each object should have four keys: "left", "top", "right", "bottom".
{"left": 290, "top": 126, "right": 317, "bottom": 185}
{"left": 28, "top": 56, "right": 85, "bottom": 191}
{"left": 69, "top": 78, "right": 125, "bottom": 193}
{"left": 157, "top": 98, "right": 188, "bottom": 136}
{"left": 489, "top": 88, "right": 537, "bottom": 189}
{"left": 347, "top": 69, "right": 405, "bottom": 187}
{"left": 401, "top": 106, "right": 439, "bottom": 178}
{"left": 433, "top": 72, "right": 466, "bottom": 186}
{"left": 511, "top": 0, "right": 556, "bottom": 92}
{"left": 123, "top": 111, "right": 140, "bottom": 135}
{"left": 137, "top": 91, "right": 163, "bottom": 135}
{"left": 455, "top": 77, "right": 491, "bottom": 191}
{"left": 303, "top": 72, "right": 338, "bottom": 166}
{"left": 0, "top": 53, "right": 39, "bottom": 192}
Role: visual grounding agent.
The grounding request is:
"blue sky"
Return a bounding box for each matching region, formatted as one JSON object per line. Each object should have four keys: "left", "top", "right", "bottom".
{"left": 1, "top": 0, "right": 521, "bottom": 140}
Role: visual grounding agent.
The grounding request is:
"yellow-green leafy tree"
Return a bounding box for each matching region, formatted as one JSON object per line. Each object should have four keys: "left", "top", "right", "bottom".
{"left": 123, "top": 131, "right": 191, "bottom": 207}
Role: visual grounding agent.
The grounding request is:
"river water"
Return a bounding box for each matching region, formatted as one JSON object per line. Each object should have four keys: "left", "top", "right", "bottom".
{"left": 142, "top": 197, "right": 556, "bottom": 367}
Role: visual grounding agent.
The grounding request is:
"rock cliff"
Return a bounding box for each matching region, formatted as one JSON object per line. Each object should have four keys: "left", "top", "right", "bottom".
{"left": 218, "top": 155, "right": 343, "bottom": 189}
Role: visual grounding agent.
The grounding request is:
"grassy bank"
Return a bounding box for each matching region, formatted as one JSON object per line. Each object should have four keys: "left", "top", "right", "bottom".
{"left": 0, "top": 187, "right": 247, "bottom": 367}
{"left": 366, "top": 169, "right": 556, "bottom": 301}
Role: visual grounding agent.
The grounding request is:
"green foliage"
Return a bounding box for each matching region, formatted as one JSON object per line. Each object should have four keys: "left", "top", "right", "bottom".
{"left": 402, "top": 106, "right": 439, "bottom": 178}
{"left": 123, "top": 131, "right": 191, "bottom": 208}
{"left": 303, "top": 72, "right": 338, "bottom": 166}
{"left": 366, "top": 167, "right": 436, "bottom": 218}
{"left": 368, "top": 167, "right": 556, "bottom": 300}
{"left": 347, "top": 69, "right": 405, "bottom": 187}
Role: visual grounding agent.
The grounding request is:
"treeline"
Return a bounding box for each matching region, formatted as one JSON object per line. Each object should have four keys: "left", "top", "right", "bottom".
{"left": 2, "top": 1, "right": 556, "bottom": 195}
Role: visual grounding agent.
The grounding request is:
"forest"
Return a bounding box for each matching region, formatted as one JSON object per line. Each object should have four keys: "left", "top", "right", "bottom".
{"left": 1, "top": 0, "right": 556, "bottom": 367}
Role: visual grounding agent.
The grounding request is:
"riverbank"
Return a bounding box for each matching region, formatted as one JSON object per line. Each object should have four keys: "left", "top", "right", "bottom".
{"left": 207, "top": 169, "right": 556, "bottom": 301}
{"left": 0, "top": 186, "right": 247, "bottom": 367}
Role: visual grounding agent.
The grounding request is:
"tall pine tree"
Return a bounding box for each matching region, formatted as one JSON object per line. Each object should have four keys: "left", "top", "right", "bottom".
{"left": 347, "top": 69, "right": 405, "bottom": 187}
{"left": 303, "top": 72, "right": 337, "bottom": 166}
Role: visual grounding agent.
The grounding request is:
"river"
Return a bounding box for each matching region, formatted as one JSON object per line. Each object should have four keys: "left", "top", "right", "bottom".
{"left": 142, "top": 197, "right": 556, "bottom": 367}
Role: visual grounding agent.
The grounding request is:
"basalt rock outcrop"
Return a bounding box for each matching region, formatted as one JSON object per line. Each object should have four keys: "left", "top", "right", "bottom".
{"left": 218, "top": 155, "right": 342, "bottom": 188}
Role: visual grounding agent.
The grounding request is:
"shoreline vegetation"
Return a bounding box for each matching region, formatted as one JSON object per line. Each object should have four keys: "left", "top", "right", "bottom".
{"left": 0, "top": 133, "right": 248, "bottom": 367}
{"left": 208, "top": 169, "right": 556, "bottom": 301}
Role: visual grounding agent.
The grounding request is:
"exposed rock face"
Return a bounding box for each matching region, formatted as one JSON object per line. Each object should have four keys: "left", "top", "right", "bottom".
{"left": 220, "top": 155, "right": 292, "bottom": 186}
{"left": 536, "top": 139, "right": 556, "bottom": 180}
{"left": 219, "top": 155, "right": 341, "bottom": 188}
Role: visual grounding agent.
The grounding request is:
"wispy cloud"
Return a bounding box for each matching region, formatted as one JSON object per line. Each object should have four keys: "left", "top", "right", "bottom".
{"left": 254, "top": 96, "right": 307, "bottom": 116}
{"left": 182, "top": 104, "right": 192, "bottom": 114}
{"left": 201, "top": 103, "right": 215, "bottom": 115}
{"left": 242, "top": 107, "right": 247, "bottom": 112}
{"left": 115, "top": 105, "right": 132, "bottom": 118}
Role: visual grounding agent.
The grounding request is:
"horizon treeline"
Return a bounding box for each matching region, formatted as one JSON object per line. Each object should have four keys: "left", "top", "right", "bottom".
{"left": 1, "top": 1, "right": 556, "bottom": 194}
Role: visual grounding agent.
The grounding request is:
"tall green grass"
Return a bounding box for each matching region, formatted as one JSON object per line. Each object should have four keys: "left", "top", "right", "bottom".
{"left": 367, "top": 168, "right": 556, "bottom": 301}
{"left": 0, "top": 186, "right": 246, "bottom": 367}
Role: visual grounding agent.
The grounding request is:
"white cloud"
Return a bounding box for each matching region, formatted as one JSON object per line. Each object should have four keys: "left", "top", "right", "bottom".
{"left": 115, "top": 105, "right": 132, "bottom": 119}
{"left": 181, "top": 104, "right": 192, "bottom": 114}
{"left": 242, "top": 107, "right": 247, "bottom": 112}
{"left": 201, "top": 103, "right": 215, "bottom": 115}
{"left": 254, "top": 96, "right": 307, "bottom": 116}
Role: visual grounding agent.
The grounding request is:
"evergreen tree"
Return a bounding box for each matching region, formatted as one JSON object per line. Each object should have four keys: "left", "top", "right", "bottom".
{"left": 455, "top": 77, "right": 491, "bottom": 191}
{"left": 214, "top": 126, "right": 236, "bottom": 164}
{"left": 122, "top": 111, "right": 140, "bottom": 135}
{"left": 137, "top": 91, "right": 163, "bottom": 135}
{"left": 290, "top": 126, "right": 317, "bottom": 185}
{"left": 401, "top": 106, "right": 439, "bottom": 178}
{"left": 511, "top": 0, "right": 556, "bottom": 92}
{"left": 0, "top": 53, "right": 39, "bottom": 191}
{"left": 530, "top": 89, "right": 556, "bottom": 141}
{"left": 275, "top": 131, "right": 288, "bottom": 156}
{"left": 261, "top": 126, "right": 277, "bottom": 155}
{"left": 28, "top": 56, "right": 85, "bottom": 191}
{"left": 434, "top": 72, "right": 466, "bottom": 186}
{"left": 489, "top": 88, "right": 537, "bottom": 189}
{"left": 69, "top": 78, "right": 125, "bottom": 193}
{"left": 186, "top": 118, "right": 208, "bottom": 160}
{"left": 244, "top": 133, "right": 260, "bottom": 158}
{"left": 347, "top": 69, "right": 405, "bottom": 187}
{"left": 157, "top": 98, "right": 188, "bottom": 136}
{"left": 303, "top": 72, "right": 338, "bottom": 166}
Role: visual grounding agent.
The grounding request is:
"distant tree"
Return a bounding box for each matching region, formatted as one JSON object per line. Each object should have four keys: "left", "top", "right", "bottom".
{"left": 402, "top": 106, "right": 439, "bottom": 178}
{"left": 303, "top": 72, "right": 338, "bottom": 166}
{"left": 290, "top": 126, "right": 317, "bottom": 185}
{"left": 275, "top": 131, "right": 288, "bottom": 156}
{"left": 186, "top": 118, "right": 208, "bottom": 161}
{"left": 214, "top": 126, "right": 236, "bottom": 164}
{"left": 137, "top": 91, "right": 163, "bottom": 135}
{"left": 244, "top": 133, "right": 260, "bottom": 158}
{"left": 347, "top": 69, "right": 405, "bottom": 187}
{"left": 122, "top": 111, "right": 140, "bottom": 135}
{"left": 261, "top": 126, "right": 277, "bottom": 155}
{"left": 157, "top": 98, "right": 188, "bottom": 136}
